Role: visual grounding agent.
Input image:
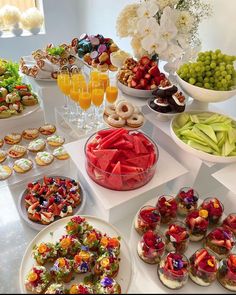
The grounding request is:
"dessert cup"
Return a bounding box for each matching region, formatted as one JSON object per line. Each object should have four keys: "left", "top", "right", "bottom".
{"left": 222, "top": 213, "right": 236, "bottom": 236}
{"left": 135, "top": 205, "right": 161, "bottom": 235}
{"left": 199, "top": 197, "right": 224, "bottom": 224}
{"left": 137, "top": 230, "right": 165, "bottom": 264}
{"left": 189, "top": 248, "right": 218, "bottom": 286}
{"left": 165, "top": 221, "right": 189, "bottom": 254}
{"left": 217, "top": 254, "right": 236, "bottom": 292}
{"left": 175, "top": 187, "right": 199, "bottom": 216}
{"left": 185, "top": 209, "right": 209, "bottom": 241}
{"left": 156, "top": 195, "right": 178, "bottom": 224}
{"left": 158, "top": 252, "right": 189, "bottom": 290}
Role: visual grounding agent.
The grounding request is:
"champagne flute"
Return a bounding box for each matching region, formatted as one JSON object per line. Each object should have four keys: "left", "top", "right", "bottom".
{"left": 91, "top": 81, "right": 104, "bottom": 125}
{"left": 79, "top": 86, "right": 92, "bottom": 131}
{"left": 106, "top": 80, "right": 118, "bottom": 105}
{"left": 57, "top": 66, "right": 70, "bottom": 115}
{"left": 98, "top": 70, "right": 110, "bottom": 91}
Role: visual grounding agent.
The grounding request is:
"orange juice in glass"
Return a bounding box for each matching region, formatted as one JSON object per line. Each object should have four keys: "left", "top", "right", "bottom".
{"left": 91, "top": 88, "right": 104, "bottom": 107}
{"left": 99, "top": 72, "right": 110, "bottom": 90}
{"left": 90, "top": 70, "right": 99, "bottom": 82}
{"left": 106, "top": 85, "right": 118, "bottom": 104}
{"left": 60, "top": 75, "right": 71, "bottom": 96}
{"left": 79, "top": 91, "right": 91, "bottom": 111}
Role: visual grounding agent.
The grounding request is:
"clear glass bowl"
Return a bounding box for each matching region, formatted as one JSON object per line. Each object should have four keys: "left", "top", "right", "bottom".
{"left": 84, "top": 130, "right": 159, "bottom": 191}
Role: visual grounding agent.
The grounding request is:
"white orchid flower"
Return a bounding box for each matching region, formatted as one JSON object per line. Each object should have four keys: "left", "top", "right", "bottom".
{"left": 137, "top": 17, "right": 160, "bottom": 37}
{"left": 137, "top": 0, "right": 159, "bottom": 18}
{"left": 176, "top": 10, "right": 195, "bottom": 33}
{"left": 160, "top": 6, "right": 178, "bottom": 42}
{"left": 159, "top": 42, "right": 184, "bottom": 62}
{"left": 141, "top": 33, "right": 167, "bottom": 55}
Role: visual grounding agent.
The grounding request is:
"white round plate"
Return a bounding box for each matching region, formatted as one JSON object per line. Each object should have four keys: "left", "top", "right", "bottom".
{"left": 170, "top": 111, "right": 236, "bottom": 163}
{"left": 131, "top": 195, "right": 231, "bottom": 293}
{"left": 18, "top": 176, "right": 86, "bottom": 231}
{"left": 19, "top": 215, "right": 133, "bottom": 293}
{"left": 0, "top": 104, "right": 40, "bottom": 121}
{"left": 117, "top": 80, "right": 156, "bottom": 98}
{"left": 103, "top": 112, "right": 145, "bottom": 130}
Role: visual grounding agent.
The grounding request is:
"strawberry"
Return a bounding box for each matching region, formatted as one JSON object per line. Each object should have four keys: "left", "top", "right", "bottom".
{"left": 135, "top": 69, "right": 144, "bottom": 80}
{"left": 140, "top": 78, "right": 148, "bottom": 88}
{"left": 144, "top": 73, "right": 151, "bottom": 80}
{"left": 135, "top": 84, "right": 143, "bottom": 90}
{"left": 195, "top": 249, "right": 207, "bottom": 266}
{"left": 154, "top": 76, "right": 162, "bottom": 85}
{"left": 131, "top": 79, "right": 137, "bottom": 88}
{"left": 148, "top": 65, "right": 160, "bottom": 77}
{"left": 145, "top": 85, "right": 151, "bottom": 90}
{"left": 211, "top": 239, "right": 225, "bottom": 246}
{"left": 132, "top": 66, "right": 139, "bottom": 73}
{"left": 150, "top": 60, "right": 157, "bottom": 67}
{"left": 33, "top": 212, "right": 41, "bottom": 221}
{"left": 140, "top": 56, "right": 151, "bottom": 66}
{"left": 42, "top": 211, "right": 53, "bottom": 219}
{"left": 225, "top": 239, "right": 232, "bottom": 250}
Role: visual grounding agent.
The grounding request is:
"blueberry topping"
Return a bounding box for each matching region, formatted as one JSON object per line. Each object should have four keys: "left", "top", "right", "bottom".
{"left": 62, "top": 205, "right": 67, "bottom": 213}
{"left": 36, "top": 206, "right": 41, "bottom": 212}
{"left": 39, "top": 197, "right": 46, "bottom": 205}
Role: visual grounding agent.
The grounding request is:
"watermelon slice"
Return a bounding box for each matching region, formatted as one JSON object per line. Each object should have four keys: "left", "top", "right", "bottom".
{"left": 100, "top": 128, "right": 126, "bottom": 145}
{"left": 120, "top": 164, "right": 143, "bottom": 174}
{"left": 112, "top": 139, "right": 134, "bottom": 149}
{"left": 97, "top": 129, "right": 116, "bottom": 138}
{"left": 108, "top": 162, "right": 123, "bottom": 190}
{"left": 133, "top": 135, "right": 148, "bottom": 154}
{"left": 123, "top": 133, "right": 134, "bottom": 144}
{"left": 147, "top": 151, "right": 156, "bottom": 168}
{"left": 86, "top": 151, "right": 97, "bottom": 166}
{"left": 125, "top": 155, "right": 150, "bottom": 169}
{"left": 93, "top": 149, "right": 118, "bottom": 171}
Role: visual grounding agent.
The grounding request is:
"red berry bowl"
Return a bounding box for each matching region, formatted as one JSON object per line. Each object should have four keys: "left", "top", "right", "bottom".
{"left": 84, "top": 128, "right": 158, "bottom": 191}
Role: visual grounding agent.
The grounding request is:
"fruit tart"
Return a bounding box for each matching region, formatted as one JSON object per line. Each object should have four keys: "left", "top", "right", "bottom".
{"left": 135, "top": 205, "right": 161, "bottom": 235}
{"left": 32, "top": 242, "right": 57, "bottom": 265}
{"left": 222, "top": 213, "right": 236, "bottom": 236}
{"left": 205, "top": 227, "right": 235, "bottom": 259}
{"left": 66, "top": 216, "right": 91, "bottom": 237}
{"left": 199, "top": 197, "right": 224, "bottom": 224}
{"left": 13, "top": 158, "right": 33, "bottom": 173}
{"left": 8, "top": 144, "right": 27, "bottom": 158}
{"left": 82, "top": 229, "right": 102, "bottom": 251}
{"left": 95, "top": 276, "right": 121, "bottom": 294}
{"left": 175, "top": 187, "right": 199, "bottom": 216}
{"left": 47, "top": 135, "right": 65, "bottom": 147}
{"left": 39, "top": 124, "right": 56, "bottom": 135}
{"left": 217, "top": 254, "right": 236, "bottom": 291}
{"left": 189, "top": 248, "right": 218, "bottom": 286}
{"left": 50, "top": 257, "right": 73, "bottom": 283}
{"left": 165, "top": 221, "right": 189, "bottom": 254}
{"left": 0, "top": 150, "right": 7, "bottom": 163}
{"left": 69, "top": 282, "right": 94, "bottom": 294}
{"left": 99, "top": 236, "right": 121, "bottom": 257}
{"left": 156, "top": 195, "right": 178, "bottom": 224}
{"left": 137, "top": 230, "right": 165, "bottom": 264}
{"left": 73, "top": 247, "right": 95, "bottom": 274}
{"left": 22, "top": 128, "right": 39, "bottom": 140}
{"left": 94, "top": 252, "right": 120, "bottom": 278}
{"left": 185, "top": 209, "right": 209, "bottom": 242}
{"left": 158, "top": 252, "right": 189, "bottom": 290}
{"left": 56, "top": 235, "right": 81, "bottom": 258}
{"left": 25, "top": 265, "right": 51, "bottom": 293}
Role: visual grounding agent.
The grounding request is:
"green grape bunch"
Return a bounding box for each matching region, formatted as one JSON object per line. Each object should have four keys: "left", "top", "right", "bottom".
{"left": 177, "top": 49, "right": 236, "bottom": 91}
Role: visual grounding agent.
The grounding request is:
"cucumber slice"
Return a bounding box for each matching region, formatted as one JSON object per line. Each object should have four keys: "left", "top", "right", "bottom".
{"left": 192, "top": 126, "right": 220, "bottom": 152}
{"left": 180, "top": 130, "right": 208, "bottom": 145}
{"left": 195, "top": 124, "right": 217, "bottom": 143}
{"left": 228, "top": 128, "right": 236, "bottom": 144}
{"left": 190, "top": 115, "right": 200, "bottom": 124}
{"left": 176, "top": 113, "right": 190, "bottom": 127}
{"left": 210, "top": 123, "right": 231, "bottom": 132}
{"left": 222, "top": 138, "right": 235, "bottom": 156}
{"left": 187, "top": 140, "right": 213, "bottom": 153}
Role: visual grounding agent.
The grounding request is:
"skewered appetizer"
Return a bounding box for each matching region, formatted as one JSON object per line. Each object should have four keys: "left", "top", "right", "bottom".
{"left": 45, "top": 283, "right": 66, "bottom": 294}
{"left": 50, "top": 257, "right": 73, "bottom": 283}
{"left": 175, "top": 187, "right": 199, "bottom": 216}
{"left": 199, "top": 197, "right": 224, "bottom": 224}
{"left": 217, "top": 254, "right": 236, "bottom": 291}
{"left": 25, "top": 265, "right": 50, "bottom": 293}
{"left": 56, "top": 235, "right": 81, "bottom": 258}
{"left": 95, "top": 277, "right": 121, "bottom": 294}
{"left": 94, "top": 252, "right": 120, "bottom": 278}
{"left": 99, "top": 236, "right": 121, "bottom": 257}
{"left": 156, "top": 195, "right": 178, "bottom": 224}
{"left": 32, "top": 242, "right": 57, "bottom": 265}
{"left": 189, "top": 248, "right": 218, "bottom": 286}
{"left": 66, "top": 216, "right": 91, "bottom": 237}
{"left": 185, "top": 209, "right": 209, "bottom": 241}
{"left": 135, "top": 205, "right": 161, "bottom": 235}
{"left": 222, "top": 213, "right": 236, "bottom": 236}
{"left": 137, "top": 230, "right": 165, "bottom": 264}
{"left": 158, "top": 252, "right": 189, "bottom": 290}
{"left": 165, "top": 221, "right": 189, "bottom": 254}
{"left": 205, "top": 227, "right": 235, "bottom": 259}
{"left": 73, "top": 247, "right": 95, "bottom": 273}
{"left": 69, "top": 283, "right": 94, "bottom": 294}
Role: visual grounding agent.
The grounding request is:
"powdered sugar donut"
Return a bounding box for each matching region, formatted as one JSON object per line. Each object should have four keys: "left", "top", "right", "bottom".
{"left": 107, "top": 114, "right": 126, "bottom": 128}
{"left": 104, "top": 104, "right": 116, "bottom": 116}
{"left": 127, "top": 113, "right": 144, "bottom": 128}
{"left": 116, "top": 101, "right": 134, "bottom": 119}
